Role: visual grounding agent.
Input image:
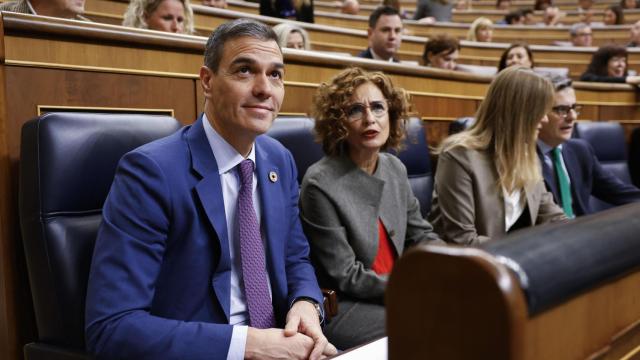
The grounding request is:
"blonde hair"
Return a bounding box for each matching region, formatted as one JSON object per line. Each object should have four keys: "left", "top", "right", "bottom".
{"left": 123, "top": 0, "right": 195, "bottom": 35}
{"left": 437, "top": 67, "right": 554, "bottom": 192}
{"left": 272, "top": 23, "right": 311, "bottom": 50}
{"left": 467, "top": 17, "right": 493, "bottom": 41}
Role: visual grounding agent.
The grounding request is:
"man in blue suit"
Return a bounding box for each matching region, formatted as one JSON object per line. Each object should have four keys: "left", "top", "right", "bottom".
{"left": 537, "top": 76, "right": 640, "bottom": 217}
{"left": 85, "top": 19, "right": 336, "bottom": 360}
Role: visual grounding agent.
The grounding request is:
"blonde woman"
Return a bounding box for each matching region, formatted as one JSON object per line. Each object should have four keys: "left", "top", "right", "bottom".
{"left": 429, "top": 67, "right": 567, "bottom": 245}
{"left": 467, "top": 17, "right": 493, "bottom": 42}
{"left": 272, "top": 23, "right": 311, "bottom": 50}
{"left": 123, "top": 0, "right": 194, "bottom": 34}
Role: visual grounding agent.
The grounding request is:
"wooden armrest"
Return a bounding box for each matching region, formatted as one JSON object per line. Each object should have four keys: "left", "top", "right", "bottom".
{"left": 321, "top": 288, "right": 338, "bottom": 321}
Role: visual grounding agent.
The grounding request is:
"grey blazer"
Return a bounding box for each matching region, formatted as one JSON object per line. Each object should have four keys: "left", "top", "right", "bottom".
{"left": 429, "top": 146, "right": 567, "bottom": 246}
{"left": 299, "top": 153, "right": 442, "bottom": 301}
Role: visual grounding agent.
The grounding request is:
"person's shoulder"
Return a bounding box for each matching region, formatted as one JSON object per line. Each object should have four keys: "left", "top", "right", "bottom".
{"left": 356, "top": 48, "right": 372, "bottom": 59}
{"left": 379, "top": 152, "right": 407, "bottom": 173}
{"left": 564, "top": 138, "right": 591, "bottom": 152}
{"left": 125, "top": 125, "right": 189, "bottom": 167}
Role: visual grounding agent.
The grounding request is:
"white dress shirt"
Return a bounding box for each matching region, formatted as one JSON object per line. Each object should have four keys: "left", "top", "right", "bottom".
{"left": 202, "top": 114, "right": 273, "bottom": 360}
{"left": 502, "top": 186, "right": 526, "bottom": 231}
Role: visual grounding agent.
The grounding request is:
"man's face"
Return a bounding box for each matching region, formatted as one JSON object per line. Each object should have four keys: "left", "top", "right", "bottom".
{"left": 203, "top": 0, "right": 227, "bottom": 9}
{"left": 538, "top": 87, "right": 577, "bottom": 147}
{"left": 428, "top": 49, "right": 459, "bottom": 70}
{"left": 200, "top": 37, "right": 284, "bottom": 153}
{"left": 571, "top": 26, "right": 593, "bottom": 46}
{"left": 55, "top": 0, "right": 85, "bottom": 15}
{"left": 630, "top": 21, "right": 640, "bottom": 43}
{"left": 368, "top": 14, "right": 403, "bottom": 61}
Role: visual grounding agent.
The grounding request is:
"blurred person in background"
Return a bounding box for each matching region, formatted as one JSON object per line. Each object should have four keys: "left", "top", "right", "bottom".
{"left": 123, "top": 0, "right": 194, "bottom": 34}
{"left": 273, "top": 22, "right": 311, "bottom": 50}
{"left": 467, "top": 17, "right": 493, "bottom": 42}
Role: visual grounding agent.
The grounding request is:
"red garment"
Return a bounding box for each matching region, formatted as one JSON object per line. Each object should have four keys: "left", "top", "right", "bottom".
{"left": 371, "top": 219, "right": 397, "bottom": 275}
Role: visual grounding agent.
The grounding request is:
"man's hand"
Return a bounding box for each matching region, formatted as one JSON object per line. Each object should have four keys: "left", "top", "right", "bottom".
{"left": 245, "top": 328, "right": 314, "bottom": 360}
{"left": 285, "top": 301, "right": 338, "bottom": 360}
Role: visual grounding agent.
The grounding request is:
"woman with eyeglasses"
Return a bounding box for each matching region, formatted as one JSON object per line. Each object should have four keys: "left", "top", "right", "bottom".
{"left": 580, "top": 44, "right": 640, "bottom": 84}
{"left": 299, "top": 67, "right": 443, "bottom": 350}
{"left": 428, "top": 67, "right": 567, "bottom": 245}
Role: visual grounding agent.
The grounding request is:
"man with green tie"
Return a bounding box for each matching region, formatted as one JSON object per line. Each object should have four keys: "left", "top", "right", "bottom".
{"left": 536, "top": 75, "right": 640, "bottom": 217}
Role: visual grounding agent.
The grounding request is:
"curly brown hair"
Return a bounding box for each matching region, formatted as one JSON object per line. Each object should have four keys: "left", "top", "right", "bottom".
{"left": 312, "top": 67, "right": 411, "bottom": 156}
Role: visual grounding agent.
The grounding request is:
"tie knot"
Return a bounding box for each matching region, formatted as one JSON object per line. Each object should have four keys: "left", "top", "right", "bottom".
{"left": 239, "top": 159, "right": 254, "bottom": 187}
{"left": 552, "top": 147, "right": 562, "bottom": 158}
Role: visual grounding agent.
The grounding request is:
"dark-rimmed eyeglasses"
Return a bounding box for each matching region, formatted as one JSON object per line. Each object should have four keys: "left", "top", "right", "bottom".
{"left": 344, "top": 101, "right": 388, "bottom": 122}
{"left": 551, "top": 104, "right": 582, "bottom": 118}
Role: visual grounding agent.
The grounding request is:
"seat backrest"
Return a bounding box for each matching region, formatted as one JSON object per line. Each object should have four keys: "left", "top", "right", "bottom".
{"left": 573, "top": 121, "right": 632, "bottom": 212}
{"left": 448, "top": 116, "right": 475, "bottom": 135}
{"left": 394, "top": 118, "right": 434, "bottom": 217}
{"left": 19, "top": 112, "right": 181, "bottom": 350}
{"left": 266, "top": 116, "right": 324, "bottom": 184}
{"left": 630, "top": 127, "right": 640, "bottom": 188}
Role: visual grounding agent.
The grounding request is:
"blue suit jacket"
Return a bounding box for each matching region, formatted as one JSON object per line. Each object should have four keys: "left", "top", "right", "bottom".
{"left": 538, "top": 139, "right": 640, "bottom": 216}
{"left": 85, "top": 116, "right": 322, "bottom": 359}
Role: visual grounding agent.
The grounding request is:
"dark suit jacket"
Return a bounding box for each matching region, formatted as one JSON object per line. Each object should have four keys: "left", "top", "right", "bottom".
{"left": 85, "top": 115, "right": 322, "bottom": 359}
{"left": 538, "top": 139, "right": 640, "bottom": 216}
{"left": 356, "top": 48, "right": 400, "bottom": 63}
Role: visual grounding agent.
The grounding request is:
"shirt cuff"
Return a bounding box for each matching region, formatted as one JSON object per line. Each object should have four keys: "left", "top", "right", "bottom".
{"left": 226, "top": 325, "right": 248, "bottom": 360}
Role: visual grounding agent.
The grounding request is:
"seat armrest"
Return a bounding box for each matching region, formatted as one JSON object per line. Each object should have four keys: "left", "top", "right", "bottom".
{"left": 321, "top": 288, "right": 338, "bottom": 320}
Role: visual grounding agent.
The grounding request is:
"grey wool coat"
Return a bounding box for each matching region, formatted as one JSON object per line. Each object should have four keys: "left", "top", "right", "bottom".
{"left": 299, "top": 153, "right": 443, "bottom": 302}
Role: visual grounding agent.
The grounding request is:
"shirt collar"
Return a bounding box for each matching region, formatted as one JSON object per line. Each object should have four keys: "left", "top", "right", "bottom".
{"left": 537, "top": 139, "right": 562, "bottom": 155}
{"left": 202, "top": 113, "right": 256, "bottom": 175}
{"left": 369, "top": 48, "right": 395, "bottom": 62}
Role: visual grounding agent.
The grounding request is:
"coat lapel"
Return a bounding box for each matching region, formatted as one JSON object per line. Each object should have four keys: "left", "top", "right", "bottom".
{"left": 186, "top": 115, "right": 231, "bottom": 322}
{"left": 254, "top": 138, "right": 283, "bottom": 288}
{"left": 537, "top": 145, "right": 559, "bottom": 203}
{"left": 561, "top": 144, "right": 586, "bottom": 214}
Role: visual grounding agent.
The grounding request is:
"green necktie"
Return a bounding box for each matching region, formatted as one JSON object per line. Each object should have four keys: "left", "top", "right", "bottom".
{"left": 552, "top": 147, "right": 574, "bottom": 218}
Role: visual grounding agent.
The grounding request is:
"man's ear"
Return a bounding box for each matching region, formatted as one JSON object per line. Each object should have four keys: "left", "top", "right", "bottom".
{"left": 367, "top": 27, "right": 373, "bottom": 38}
{"left": 199, "top": 66, "right": 213, "bottom": 98}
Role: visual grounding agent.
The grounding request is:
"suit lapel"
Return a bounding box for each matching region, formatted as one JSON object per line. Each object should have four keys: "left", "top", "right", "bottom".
{"left": 561, "top": 144, "right": 586, "bottom": 215}
{"left": 187, "top": 115, "right": 232, "bottom": 322}
{"left": 538, "top": 146, "right": 559, "bottom": 203}
{"left": 254, "top": 138, "right": 283, "bottom": 285}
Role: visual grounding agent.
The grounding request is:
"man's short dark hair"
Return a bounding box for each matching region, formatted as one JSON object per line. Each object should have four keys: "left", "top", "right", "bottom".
{"left": 204, "top": 19, "right": 279, "bottom": 73}
{"left": 422, "top": 34, "right": 460, "bottom": 64}
{"left": 368, "top": 6, "right": 400, "bottom": 29}
{"left": 505, "top": 10, "right": 524, "bottom": 24}
{"left": 544, "top": 74, "right": 573, "bottom": 92}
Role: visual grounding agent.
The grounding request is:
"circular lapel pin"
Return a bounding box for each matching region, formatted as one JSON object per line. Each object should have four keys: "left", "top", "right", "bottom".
{"left": 269, "top": 171, "right": 278, "bottom": 183}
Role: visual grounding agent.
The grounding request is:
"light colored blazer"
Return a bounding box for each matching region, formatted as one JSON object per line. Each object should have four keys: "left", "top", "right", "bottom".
{"left": 429, "top": 146, "right": 567, "bottom": 246}
{"left": 299, "top": 153, "right": 442, "bottom": 302}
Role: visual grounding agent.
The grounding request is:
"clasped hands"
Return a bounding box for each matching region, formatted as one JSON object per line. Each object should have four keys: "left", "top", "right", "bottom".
{"left": 245, "top": 301, "right": 338, "bottom": 360}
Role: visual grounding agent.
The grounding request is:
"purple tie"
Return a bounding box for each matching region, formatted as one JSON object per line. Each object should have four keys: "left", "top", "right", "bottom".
{"left": 237, "top": 159, "right": 276, "bottom": 329}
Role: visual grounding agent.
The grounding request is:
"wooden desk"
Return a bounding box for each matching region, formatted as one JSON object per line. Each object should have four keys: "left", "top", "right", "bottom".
{"left": 387, "top": 204, "right": 640, "bottom": 359}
